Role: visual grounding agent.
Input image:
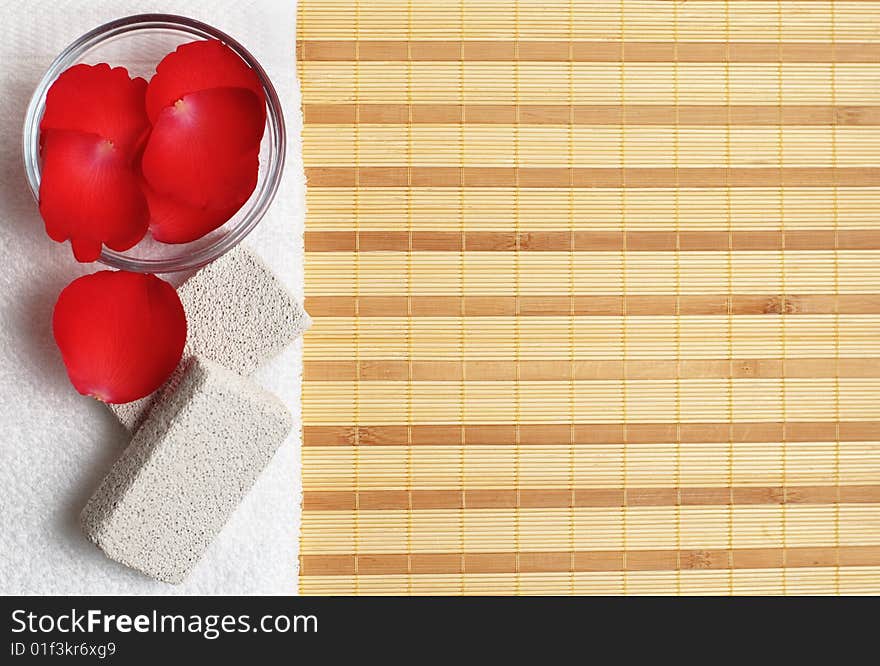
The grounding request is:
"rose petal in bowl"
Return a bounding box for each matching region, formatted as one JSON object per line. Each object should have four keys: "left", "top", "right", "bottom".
{"left": 53, "top": 271, "right": 187, "bottom": 404}
{"left": 39, "top": 130, "right": 149, "bottom": 262}
{"left": 145, "top": 39, "right": 265, "bottom": 123}
{"left": 40, "top": 63, "right": 150, "bottom": 158}
{"left": 141, "top": 87, "right": 262, "bottom": 210}
{"left": 141, "top": 176, "right": 248, "bottom": 244}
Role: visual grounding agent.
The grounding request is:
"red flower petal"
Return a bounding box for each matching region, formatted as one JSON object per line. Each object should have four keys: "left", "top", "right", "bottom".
{"left": 53, "top": 271, "right": 187, "bottom": 404}
{"left": 40, "top": 63, "right": 150, "bottom": 158}
{"left": 141, "top": 87, "right": 262, "bottom": 209}
{"left": 141, "top": 176, "right": 247, "bottom": 244}
{"left": 145, "top": 39, "right": 265, "bottom": 123}
{"left": 39, "top": 130, "right": 149, "bottom": 262}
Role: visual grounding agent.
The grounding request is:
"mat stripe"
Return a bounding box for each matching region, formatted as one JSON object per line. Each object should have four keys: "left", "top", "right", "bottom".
{"left": 298, "top": 40, "right": 880, "bottom": 63}
{"left": 304, "top": 104, "right": 880, "bottom": 126}
{"left": 304, "top": 358, "right": 880, "bottom": 381}
{"left": 300, "top": 545, "right": 880, "bottom": 576}
{"left": 306, "top": 229, "right": 880, "bottom": 252}
{"left": 305, "top": 294, "right": 880, "bottom": 317}
{"left": 302, "top": 421, "right": 880, "bottom": 446}
{"left": 303, "top": 485, "right": 880, "bottom": 511}
{"left": 306, "top": 167, "right": 880, "bottom": 188}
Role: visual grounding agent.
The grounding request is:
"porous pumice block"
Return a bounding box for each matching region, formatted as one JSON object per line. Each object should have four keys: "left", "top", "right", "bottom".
{"left": 109, "top": 244, "right": 310, "bottom": 432}
{"left": 81, "top": 357, "right": 293, "bottom": 584}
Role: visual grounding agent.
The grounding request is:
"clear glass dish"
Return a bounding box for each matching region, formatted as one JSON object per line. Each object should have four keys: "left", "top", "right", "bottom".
{"left": 22, "top": 13, "right": 286, "bottom": 273}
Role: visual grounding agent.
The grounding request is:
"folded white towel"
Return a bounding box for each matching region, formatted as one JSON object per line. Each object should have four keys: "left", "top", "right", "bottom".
{"left": 0, "top": 0, "right": 304, "bottom": 595}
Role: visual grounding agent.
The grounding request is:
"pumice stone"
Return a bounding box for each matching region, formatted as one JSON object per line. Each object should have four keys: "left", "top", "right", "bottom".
{"left": 109, "top": 243, "right": 310, "bottom": 432}
{"left": 81, "top": 356, "right": 293, "bottom": 584}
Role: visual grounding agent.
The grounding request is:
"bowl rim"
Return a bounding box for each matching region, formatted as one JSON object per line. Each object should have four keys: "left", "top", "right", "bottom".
{"left": 22, "top": 13, "right": 286, "bottom": 273}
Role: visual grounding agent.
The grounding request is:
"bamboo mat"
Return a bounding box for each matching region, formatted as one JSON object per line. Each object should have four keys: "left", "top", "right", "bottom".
{"left": 297, "top": 1, "right": 880, "bottom": 595}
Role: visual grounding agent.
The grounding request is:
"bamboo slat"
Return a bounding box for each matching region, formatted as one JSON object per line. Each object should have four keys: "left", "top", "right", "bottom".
{"left": 298, "top": 0, "right": 880, "bottom": 595}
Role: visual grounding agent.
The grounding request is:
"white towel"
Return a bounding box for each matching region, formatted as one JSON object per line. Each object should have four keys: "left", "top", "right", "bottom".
{"left": 0, "top": 0, "right": 304, "bottom": 594}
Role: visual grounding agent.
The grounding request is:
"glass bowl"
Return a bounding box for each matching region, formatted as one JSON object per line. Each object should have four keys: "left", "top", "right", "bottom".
{"left": 22, "top": 13, "right": 286, "bottom": 273}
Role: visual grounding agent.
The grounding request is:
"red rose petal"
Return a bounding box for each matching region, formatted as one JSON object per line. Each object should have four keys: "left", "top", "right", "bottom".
{"left": 40, "top": 63, "right": 150, "bottom": 158}
{"left": 69, "top": 239, "right": 103, "bottom": 263}
{"left": 145, "top": 39, "right": 265, "bottom": 123}
{"left": 141, "top": 176, "right": 247, "bottom": 244}
{"left": 53, "top": 271, "right": 187, "bottom": 404}
{"left": 141, "top": 87, "right": 262, "bottom": 209}
{"left": 39, "top": 130, "right": 149, "bottom": 262}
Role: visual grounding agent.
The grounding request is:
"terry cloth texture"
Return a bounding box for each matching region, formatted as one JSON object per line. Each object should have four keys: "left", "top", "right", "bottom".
{"left": 0, "top": 0, "right": 305, "bottom": 595}
{"left": 297, "top": 1, "right": 880, "bottom": 594}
